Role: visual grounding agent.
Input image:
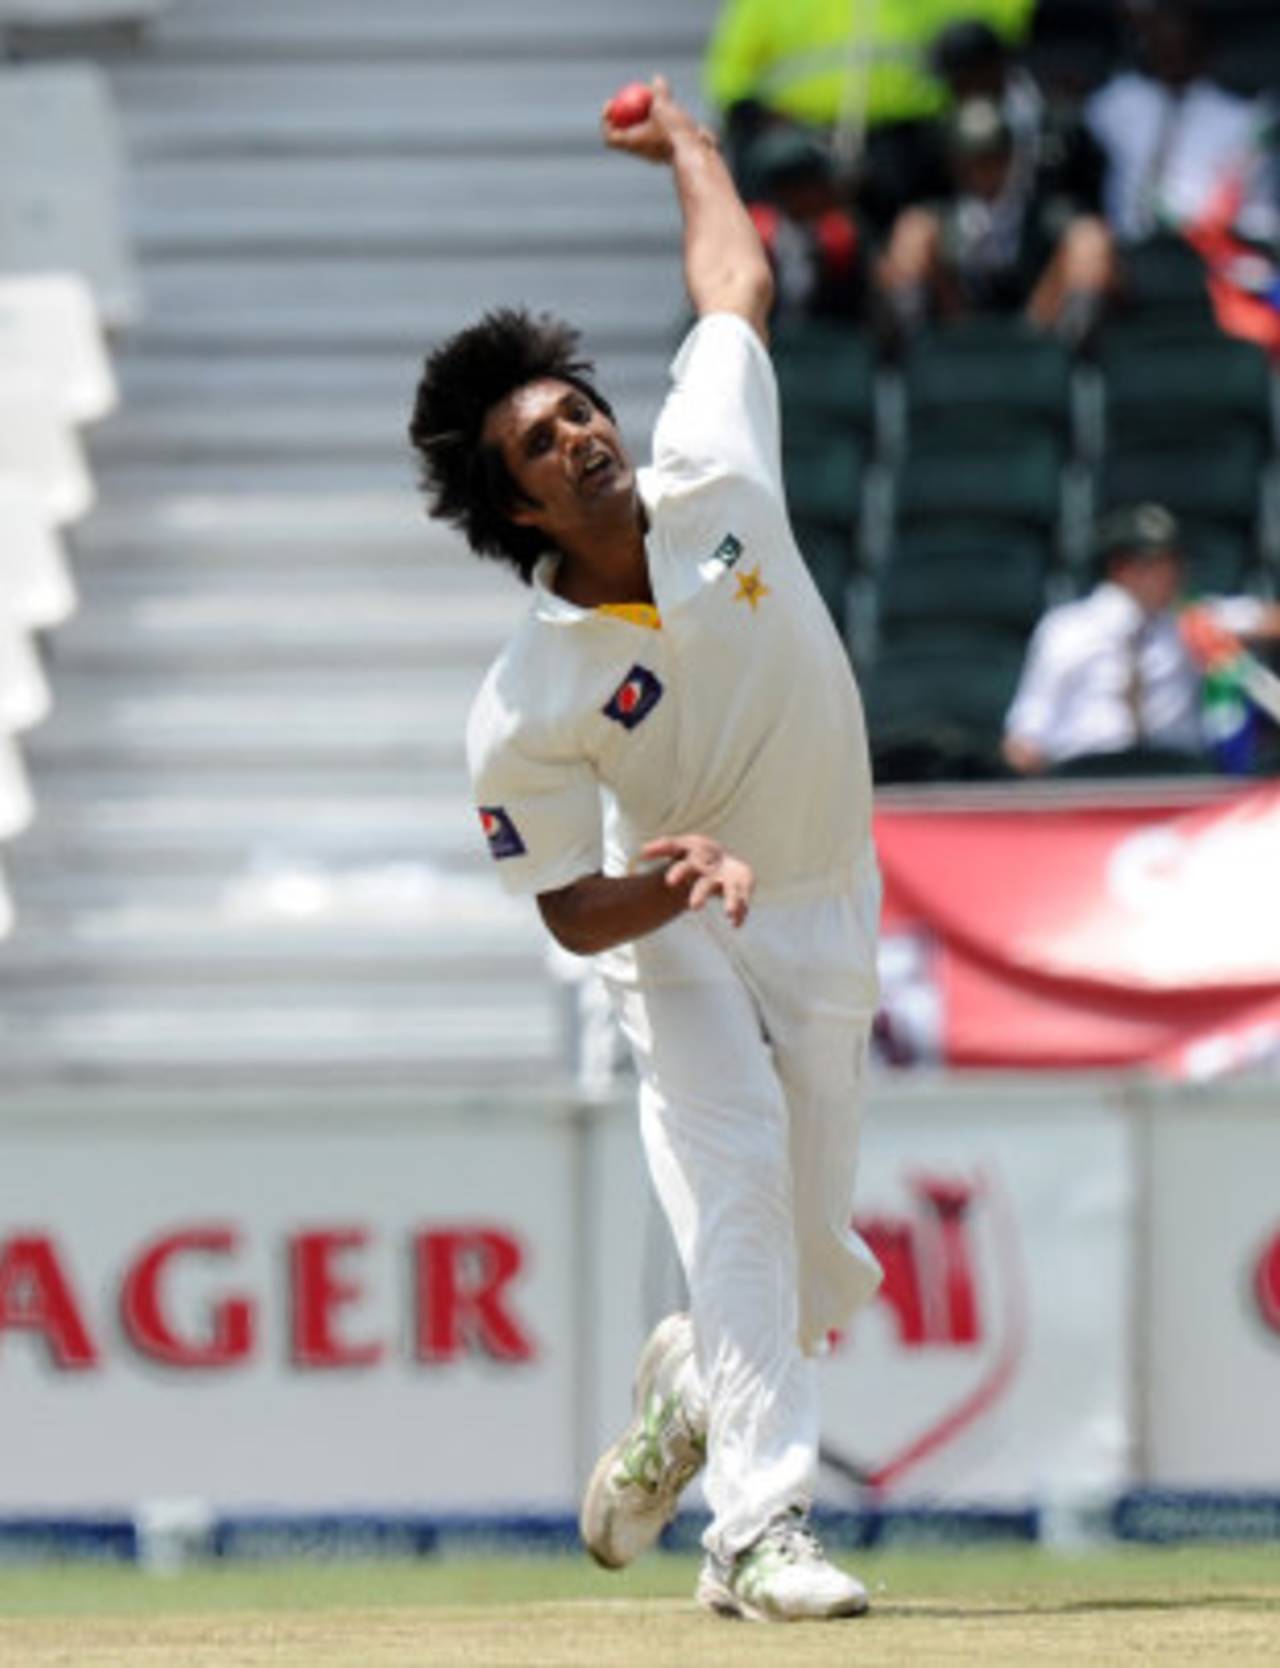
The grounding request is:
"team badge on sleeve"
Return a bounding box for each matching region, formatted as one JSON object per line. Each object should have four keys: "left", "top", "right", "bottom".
{"left": 713, "top": 532, "right": 744, "bottom": 568}
{"left": 478, "top": 805, "right": 526, "bottom": 861}
{"left": 603, "top": 664, "right": 664, "bottom": 731}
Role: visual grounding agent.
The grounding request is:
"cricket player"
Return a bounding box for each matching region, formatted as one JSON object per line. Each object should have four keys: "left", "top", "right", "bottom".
{"left": 408, "top": 76, "right": 882, "bottom": 1623}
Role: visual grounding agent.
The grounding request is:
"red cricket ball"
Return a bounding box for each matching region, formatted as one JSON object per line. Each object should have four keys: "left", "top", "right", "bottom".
{"left": 606, "top": 82, "right": 653, "bottom": 129}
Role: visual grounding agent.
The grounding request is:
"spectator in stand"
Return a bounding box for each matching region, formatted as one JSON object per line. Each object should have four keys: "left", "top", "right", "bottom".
{"left": 703, "top": 0, "right": 1036, "bottom": 229}
{"left": 744, "top": 127, "right": 869, "bottom": 324}
{"left": 1086, "top": 3, "right": 1261, "bottom": 245}
{"left": 1184, "top": 103, "right": 1280, "bottom": 355}
{"left": 878, "top": 96, "right": 1114, "bottom": 342}
{"left": 1002, "top": 503, "right": 1280, "bottom": 775}
{"left": 929, "top": 18, "right": 1105, "bottom": 215}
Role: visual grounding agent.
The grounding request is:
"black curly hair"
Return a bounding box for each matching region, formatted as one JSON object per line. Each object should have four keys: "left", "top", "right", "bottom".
{"left": 408, "top": 308, "right": 616, "bottom": 583}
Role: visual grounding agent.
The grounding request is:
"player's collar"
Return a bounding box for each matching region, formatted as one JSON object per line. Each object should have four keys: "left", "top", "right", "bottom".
{"left": 530, "top": 555, "right": 591, "bottom": 624}
{"left": 529, "top": 493, "right": 658, "bottom": 625}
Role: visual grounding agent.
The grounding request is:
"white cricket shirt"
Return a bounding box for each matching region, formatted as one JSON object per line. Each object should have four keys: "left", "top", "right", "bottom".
{"left": 467, "top": 311, "right": 875, "bottom": 921}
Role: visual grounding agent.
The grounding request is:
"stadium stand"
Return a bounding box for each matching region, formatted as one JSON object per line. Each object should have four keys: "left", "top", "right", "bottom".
{"left": 0, "top": 273, "right": 119, "bottom": 423}
{"left": 0, "top": 476, "right": 77, "bottom": 632}
{"left": 1025, "top": 0, "right": 1123, "bottom": 100}
{"left": 0, "top": 0, "right": 718, "bottom": 1091}
{"left": 0, "top": 0, "right": 1277, "bottom": 1076}
{"left": 730, "top": 4, "right": 1280, "bottom": 785}
{"left": 1203, "top": 0, "right": 1280, "bottom": 100}
{"left": 0, "top": 59, "right": 141, "bottom": 327}
{"left": 0, "top": 0, "right": 170, "bottom": 20}
{"left": 774, "top": 320, "right": 879, "bottom": 622}
{"left": 0, "top": 382, "right": 95, "bottom": 523}
{"left": 0, "top": 581, "right": 50, "bottom": 735}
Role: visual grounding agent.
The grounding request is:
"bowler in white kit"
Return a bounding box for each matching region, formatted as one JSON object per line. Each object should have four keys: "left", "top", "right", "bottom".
{"left": 408, "top": 76, "right": 883, "bottom": 1623}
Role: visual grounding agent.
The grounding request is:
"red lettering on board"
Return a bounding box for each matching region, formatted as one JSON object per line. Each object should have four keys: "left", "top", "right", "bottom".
{"left": 852, "top": 1176, "right": 984, "bottom": 1351}
{"left": 414, "top": 1228, "right": 536, "bottom": 1364}
{"left": 1255, "top": 1230, "right": 1280, "bottom": 1337}
{"left": 289, "top": 1229, "right": 384, "bottom": 1369}
{"left": 0, "top": 1235, "right": 99, "bottom": 1369}
{"left": 916, "top": 1176, "right": 982, "bottom": 1346}
{"left": 120, "top": 1227, "right": 254, "bottom": 1369}
{"left": 860, "top": 1217, "right": 927, "bottom": 1344}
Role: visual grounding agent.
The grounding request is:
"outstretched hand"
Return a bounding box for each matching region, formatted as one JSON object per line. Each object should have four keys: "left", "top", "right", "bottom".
{"left": 1180, "top": 605, "right": 1243, "bottom": 670}
{"left": 641, "top": 833, "right": 755, "bottom": 927}
{"left": 601, "top": 75, "right": 715, "bottom": 165}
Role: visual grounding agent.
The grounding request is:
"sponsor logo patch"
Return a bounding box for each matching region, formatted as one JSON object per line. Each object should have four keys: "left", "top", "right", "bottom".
{"left": 602, "top": 664, "right": 664, "bottom": 731}
{"left": 478, "top": 805, "right": 526, "bottom": 861}
{"left": 713, "top": 532, "right": 744, "bottom": 568}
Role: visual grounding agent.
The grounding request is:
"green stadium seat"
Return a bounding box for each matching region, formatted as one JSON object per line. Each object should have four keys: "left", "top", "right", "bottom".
{"left": 1177, "top": 521, "right": 1255, "bottom": 596}
{"left": 782, "top": 422, "right": 864, "bottom": 532}
{"left": 1026, "top": 0, "right": 1122, "bottom": 98}
{"left": 1207, "top": 11, "right": 1280, "bottom": 97}
{"left": 877, "top": 526, "right": 1050, "bottom": 638}
{"left": 897, "top": 430, "right": 1063, "bottom": 533}
{"left": 903, "top": 323, "right": 1074, "bottom": 448}
{"left": 1048, "top": 746, "right": 1217, "bottom": 780}
{"left": 790, "top": 519, "right": 854, "bottom": 626}
{"left": 1102, "top": 426, "right": 1264, "bottom": 534}
{"left": 1101, "top": 328, "right": 1273, "bottom": 450}
{"left": 772, "top": 321, "right": 877, "bottom": 436}
{"left": 865, "top": 626, "right": 1026, "bottom": 782}
{"left": 1117, "top": 236, "right": 1215, "bottom": 329}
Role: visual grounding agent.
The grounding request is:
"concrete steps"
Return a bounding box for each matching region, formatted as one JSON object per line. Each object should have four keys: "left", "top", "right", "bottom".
{"left": 1, "top": 0, "right": 716, "bottom": 1090}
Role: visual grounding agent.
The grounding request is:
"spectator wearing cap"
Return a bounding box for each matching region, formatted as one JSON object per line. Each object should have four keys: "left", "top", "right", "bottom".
{"left": 1086, "top": 4, "right": 1261, "bottom": 245}
{"left": 744, "top": 127, "right": 870, "bottom": 324}
{"left": 879, "top": 95, "right": 1114, "bottom": 341}
{"left": 1002, "top": 504, "right": 1280, "bottom": 774}
{"left": 929, "top": 18, "right": 1105, "bottom": 216}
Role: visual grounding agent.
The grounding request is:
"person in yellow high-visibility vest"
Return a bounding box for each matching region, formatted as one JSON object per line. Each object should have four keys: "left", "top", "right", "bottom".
{"left": 704, "top": 0, "right": 1036, "bottom": 227}
{"left": 705, "top": 0, "right": 1036, "bottom": 133}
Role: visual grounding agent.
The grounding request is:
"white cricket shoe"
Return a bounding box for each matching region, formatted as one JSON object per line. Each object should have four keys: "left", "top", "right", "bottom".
{"left": 580, "top": 1312, "right": 705, "bottom": 1569}
{"left": 696, "top": 1509, "right": 869, "bottom": 1622}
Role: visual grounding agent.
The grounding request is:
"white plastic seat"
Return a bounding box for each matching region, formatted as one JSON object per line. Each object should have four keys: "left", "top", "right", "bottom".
{"left": 0, "top": 379, "right": 95, "bottom": 523}
{"left": 0, "top": 729, "right": 34, "bottom": 840}
{"left": 0, "top": 600, "right": 50, "bottom": 732}
{"left": 0, "top": 474, "right": 76, "bottom": 628}
{"left": 0, "top": 272, "right": 118, "bottom": 424}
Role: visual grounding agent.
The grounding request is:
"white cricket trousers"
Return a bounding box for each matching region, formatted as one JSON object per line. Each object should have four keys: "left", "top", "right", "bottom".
{"left": 605, "top": 876, "right": 883, "bottom": 1562}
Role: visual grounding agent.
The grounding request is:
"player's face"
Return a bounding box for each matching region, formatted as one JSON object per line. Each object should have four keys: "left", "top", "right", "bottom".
{"left": 483, "top": 378, "right": 636, "bottom": 543}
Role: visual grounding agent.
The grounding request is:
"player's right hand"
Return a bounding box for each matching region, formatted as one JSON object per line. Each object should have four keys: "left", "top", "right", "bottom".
{"left": 601, "top": 76, "right": 713, "bottom": 167}
{"left": 640, "top": 833, "right": 755, "bottom": 928}
{"left": 1180, "top": 605, "right": 1241, "bottom": 671}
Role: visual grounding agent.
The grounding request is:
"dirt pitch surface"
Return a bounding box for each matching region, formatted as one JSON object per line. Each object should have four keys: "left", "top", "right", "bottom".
{"left": 0, "top": 1546, "right": 1278, "bottom": 1668}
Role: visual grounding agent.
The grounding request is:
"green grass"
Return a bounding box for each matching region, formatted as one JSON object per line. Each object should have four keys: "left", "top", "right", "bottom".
{"left": 0, "top": 1544, "right": 1277, "bottom": 1614}
{"left": 0, "top": 1546, "right": 1277, "bottom": 1667}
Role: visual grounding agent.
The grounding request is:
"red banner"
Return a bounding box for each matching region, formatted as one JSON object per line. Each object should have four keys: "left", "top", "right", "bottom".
{"left": 875, "top": 783, "right": 1280, "bottom": 1078}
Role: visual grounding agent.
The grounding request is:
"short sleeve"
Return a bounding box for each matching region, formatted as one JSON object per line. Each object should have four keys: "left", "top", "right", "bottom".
{"left": 650, "top": 312, "right": 783, "bottom": 497}
{"left": 1004, "top": 616, "right": 1065, "bottom": 747}
{"left": 1206, "top": 595, "right": 1267, "bottom": 638}
{"left": 467, "top": 695, "right": 603, "bottom": 898}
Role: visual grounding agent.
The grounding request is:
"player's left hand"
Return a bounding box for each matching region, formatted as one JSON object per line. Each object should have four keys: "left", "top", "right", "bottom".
{"left": 641, "top": 833, "right": 755, "bottom": 927}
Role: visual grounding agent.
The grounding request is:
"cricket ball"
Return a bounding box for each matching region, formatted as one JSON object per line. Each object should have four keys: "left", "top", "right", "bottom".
{"left": 606, "top": 82, "right": 653, "bottom": 129}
